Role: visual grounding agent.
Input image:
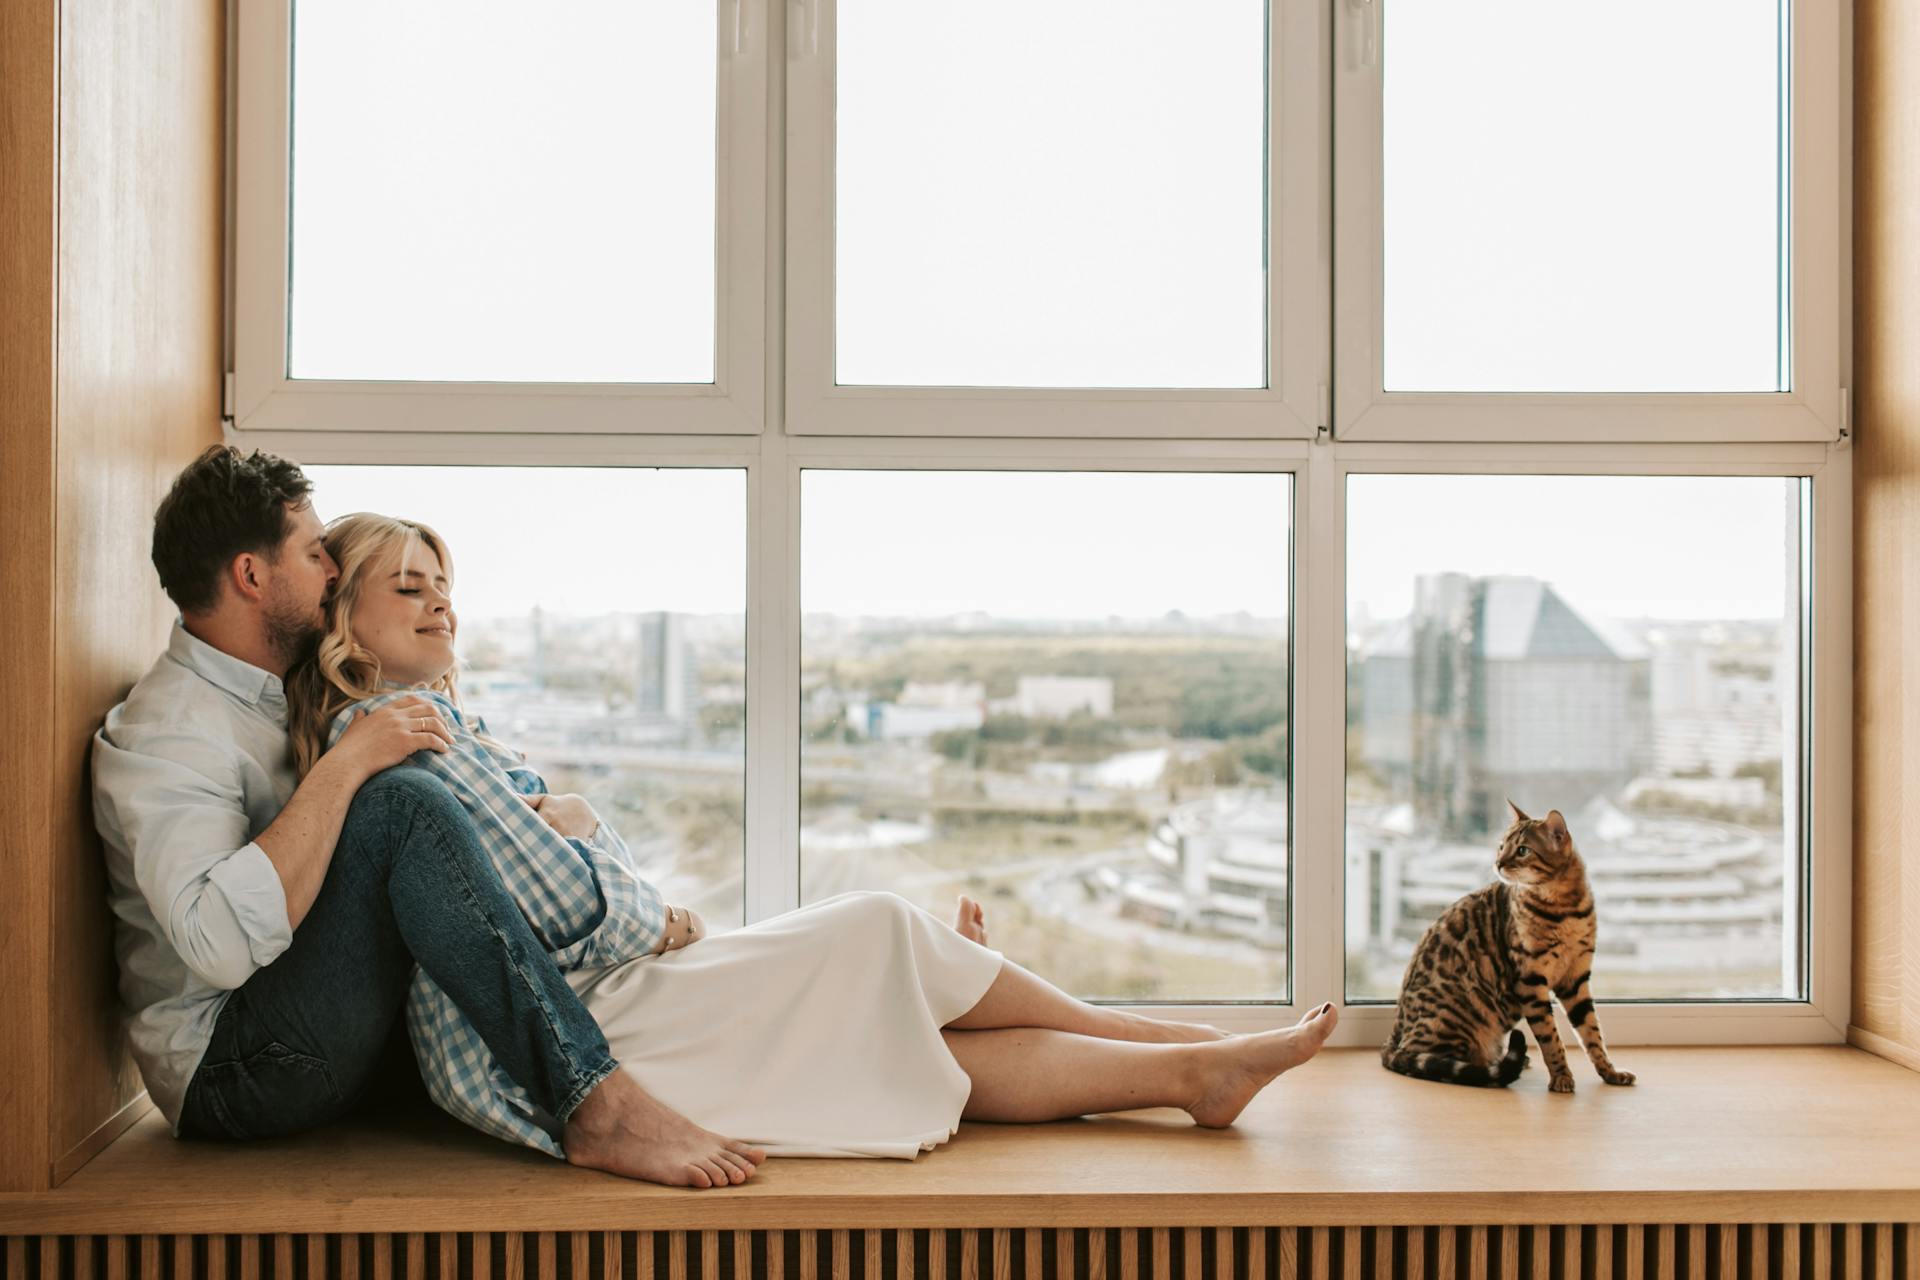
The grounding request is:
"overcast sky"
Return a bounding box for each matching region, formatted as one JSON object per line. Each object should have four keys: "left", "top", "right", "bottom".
{"left": 308, "top": 466, "right": 1797, "bottom": 628}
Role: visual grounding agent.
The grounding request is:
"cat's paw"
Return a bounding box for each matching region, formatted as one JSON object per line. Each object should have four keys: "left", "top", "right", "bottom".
{"left": 1600, "top": 1069, "right": 1635, "bottom": 1086}
{"left": 1548, "top": 1074, "right": 1576, "bottom": 1094}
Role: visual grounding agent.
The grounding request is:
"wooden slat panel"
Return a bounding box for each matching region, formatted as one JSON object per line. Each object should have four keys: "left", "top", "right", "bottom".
{"left": 207, "top": 1235, "right": 229, "bottom": 1280}
{"left": 441, "top": 1233, "right": 460, "bottom": 1280}
{"left": 1406, "top": 1230, "right": 1424, "bottom": 1280}
{"left": 868, "top": 1230, "right": 885, "bottom": 1280}
{"left": 473, "top": 1232, "right": 493, "bottom": 1280}
{"left": 1468, "top": 1228, "right": 1488, "bottom": 1280}
{"left": 1060, "top": 1229, "right": 1077, "bottom": 1280}
{"left": 768, "top": 1232, "right": 784, "bottom": 1280}
{"left": 373, "top": 1233, "right": 392, "bottom": 1280}
{"left": 1716, "top": 1228, "right": 1734, "bottom": 1280}
{"left": 1091, "top": 1229, "right": 1107, "bottom": 1280}
{"left": 668, "top": 1232, "right": 686, "bottom": 1280}
{"left": 1690, "top": 1227, "right": 1707, "bottom": 1280}
{"left": 1562, "top": 1228, "right": 1582, "bottom": 1280}
{"left": 960, "top": 1231, "right": 977, "bottom": 1280}
{"left": 1438, "top": 1229, "right": 1457, "bottom": 1280}
{"left": 1810, "top": 1227, "right": 1830, "bottom": 1280}
{"left": 275, "top": 1235, "right": 295, "bottom": 1280}
{"left": 1750, "top": 1227, "right": 1767, "bottom": 1280}
{"left": 1622, "top": 1228, "right": 1643, "bottom": 1280}
{"left": 1219, "top": 1229, "right": 1236, "bottom": 1280}
{"left": 1246, "top": 1229, "right": 1265, "bottom": 1280}
{"left": 1531, "top": 1227, "right": 1550, "bottom": 1280}
{"left": 1346, "top": 1229, "right": 1363, "bottom": 1280}
{"left": 1185, "top": 1230, "right": 1202, "bottom": 1280}
{"left": 107, "top": 1233, "right": 129, "bottom": 1280}
{"left": 742, "top": 1233, "right": 756, "bottom": 1280}
{"left": 142, "top": 1234, "right": 163, "bottom": 1280}
{"left": 928, "top": 1231, "right": 944, "bottom": 1280}
{"left": 409, "top": 1234, "right": 428, "bottom": 1280}
{"left": 1312, "top": 1229, "right": 1330, "bottom": 1280}
{"left": 1780, "top": 1227, "right": 1801, "bottom": 1280}
{"left": 1653, "top": 1227, "right": 1674, "bottom": 1280}
{"left": 76, "top": 1234, "right": 98, "bottom": 1280}
{"left": 1840, "top": 1227, "right": 1858, "bottom": 1280}
{"left": 1154, "top": 1230, "right": 1172, "bottom": 1280}
{"left": 706, "top": 1232, "right": 722, "bottom": 1280}
{"left": 902, "top": 1231, "right": 917, "bottom": 1280}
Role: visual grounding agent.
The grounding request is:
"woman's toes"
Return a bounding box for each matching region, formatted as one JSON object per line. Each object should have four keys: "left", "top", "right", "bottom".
{"left": 729, "top": 1139, "right": 768, "bottom": 1164}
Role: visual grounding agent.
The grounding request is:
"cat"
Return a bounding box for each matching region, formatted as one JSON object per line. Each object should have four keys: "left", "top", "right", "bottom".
{"left": 1380, "top": 801, "right": 1635, "bottom": 1092}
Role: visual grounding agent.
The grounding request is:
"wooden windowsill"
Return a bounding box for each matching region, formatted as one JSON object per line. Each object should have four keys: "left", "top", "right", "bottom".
{"left": 3, "top": 1047, "right": 1916, "bottom": 1234}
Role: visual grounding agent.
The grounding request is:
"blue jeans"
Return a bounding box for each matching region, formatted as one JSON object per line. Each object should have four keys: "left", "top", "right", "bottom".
{"left": 178, "top": 765, "right": 617, "bottom": 1141}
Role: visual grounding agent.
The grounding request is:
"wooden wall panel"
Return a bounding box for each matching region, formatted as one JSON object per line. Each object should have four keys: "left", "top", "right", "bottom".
{"left": 0, "top": 0, "right": 62, "bottom": 1197}
{"left": 49, "top": 0, "right": 227, "bottom": 1180}
{"left": 1852, "top": 0, "right": 1920, "bottom": 1070}
{"left": 0, "top": 0, "right": 225, "bottom": 1190}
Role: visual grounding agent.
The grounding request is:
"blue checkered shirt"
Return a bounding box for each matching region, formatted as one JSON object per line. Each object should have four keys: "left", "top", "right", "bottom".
{"left": 326, "top": 689, "right": 667, "bottom": 1156}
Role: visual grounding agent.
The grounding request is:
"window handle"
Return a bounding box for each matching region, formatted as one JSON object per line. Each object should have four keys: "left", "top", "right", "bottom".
{"left": 789, "top": 0, "right": 819, "bottom": 59}
{"left": 1348, "top": 0, "right": 1379, "bottom": 71}
{"left": 731, "top": 0, "right": 751, "bottom": 55}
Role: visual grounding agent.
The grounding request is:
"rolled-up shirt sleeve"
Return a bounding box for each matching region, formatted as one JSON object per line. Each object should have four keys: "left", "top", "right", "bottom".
{"left": 94, "top": 728, "right": 292, "bottom": 990}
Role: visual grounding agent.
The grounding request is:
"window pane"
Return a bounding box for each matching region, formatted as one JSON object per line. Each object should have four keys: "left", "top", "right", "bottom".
{"left": 289, "top": 3, "right": 717, "bottom": 383}
{"left": 802, "top": 471, "right": 1291, "bottom": 1002}
{"left": 307, "top": 466, "right": 746, "bottom": 930}
{"left": 835, "top": 1, "right": 1268, "bottom": 389}
{"left": 1383, "top": 2, "right": 1785, "bottom": 392}
{"left": 1345, "top": 475, "right": 1806, "bottom": 1002}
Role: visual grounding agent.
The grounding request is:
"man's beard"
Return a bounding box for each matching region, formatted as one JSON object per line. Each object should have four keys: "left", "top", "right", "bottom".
{"left": 264, "top": 590, "right": 324, "bottom": 671}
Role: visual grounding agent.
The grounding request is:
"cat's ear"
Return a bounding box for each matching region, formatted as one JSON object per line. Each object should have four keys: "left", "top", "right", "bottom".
{"left": 1543, "top": 809, "right": 1570, "bottom": 846}
{"left": 1506, "top": 798, "right": 1530, "bottom": 825}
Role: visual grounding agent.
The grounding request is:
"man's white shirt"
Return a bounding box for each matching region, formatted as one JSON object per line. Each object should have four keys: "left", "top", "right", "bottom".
{"left": 92, "top": 618, "right": 296, "bottom": 1130}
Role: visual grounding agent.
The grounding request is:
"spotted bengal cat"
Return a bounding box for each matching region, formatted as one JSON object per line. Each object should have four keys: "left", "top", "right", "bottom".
{"left": 1381, "top": 802, "right": 1635, "bottom": 1092}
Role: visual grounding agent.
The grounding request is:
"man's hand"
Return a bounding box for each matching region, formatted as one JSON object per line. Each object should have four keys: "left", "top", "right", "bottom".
{"left": 326, "top": 697, "right": 453, "bottom": 783}
{"left": 523, "top": 791, "right": 600, "bottom": 841}
{"left": 651, "top": 904, "right": 705, "bottom": 955}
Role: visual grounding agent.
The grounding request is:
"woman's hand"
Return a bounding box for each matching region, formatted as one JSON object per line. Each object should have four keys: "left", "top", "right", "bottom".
{"left": 327, "top": 697, "right": 453, "bottom": 783}
{"left": 523, "top": 792, "right": 601, "bottom": 841}
{"left": 651, "top": 905, "right": 705, "bottom": 955}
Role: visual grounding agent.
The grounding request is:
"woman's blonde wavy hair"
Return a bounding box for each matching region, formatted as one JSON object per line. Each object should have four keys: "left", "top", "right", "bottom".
{"left": 285, "top": 513, "right": 467, "bottom": 778}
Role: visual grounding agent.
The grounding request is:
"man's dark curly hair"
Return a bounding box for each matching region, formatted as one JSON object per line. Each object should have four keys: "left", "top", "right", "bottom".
{"left": 152, "top": 445, "right": 314, "bottom": 615}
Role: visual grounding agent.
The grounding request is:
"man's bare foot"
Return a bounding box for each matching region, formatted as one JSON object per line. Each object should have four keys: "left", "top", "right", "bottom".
{"left": 954, "top": 895, "right": 989, "bottom": 945}
{"left": 564, "top": 1070, "right": 766, "bottom": 1188}
{"left": 1185, "top": 1003, "right": 1339, "bottom": 1128}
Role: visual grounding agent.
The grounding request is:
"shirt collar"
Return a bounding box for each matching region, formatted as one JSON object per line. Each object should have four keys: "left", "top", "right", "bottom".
{"left": 167, "top": 617, "right": 291, "bottom": 725}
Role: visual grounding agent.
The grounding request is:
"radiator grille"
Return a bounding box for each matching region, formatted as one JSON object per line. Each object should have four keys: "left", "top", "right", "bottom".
{"left": 3, "top": 1225, "right": 1913, "bottom": 1280}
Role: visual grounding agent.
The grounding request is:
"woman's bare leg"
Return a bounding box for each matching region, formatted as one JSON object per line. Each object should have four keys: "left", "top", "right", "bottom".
{"left": 944, "top": 1004, "right": 1337, "bottom": 1125}
{"left": 947, "top": 898, "right": 1227, "bottom": 1044}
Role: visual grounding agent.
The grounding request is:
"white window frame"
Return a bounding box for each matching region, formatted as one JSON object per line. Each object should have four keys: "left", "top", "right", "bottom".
{"left": 780, "top": 0, "right": 1328, "bottom": 438}
{"left": 230, "top": 0, "right": 769, "bottom": 435}
{"left": 229, "top": 0, "right": 1854, "bottom": 1047}
{"left": 1331, "top": 0, "right": 1847, "bottom": 444}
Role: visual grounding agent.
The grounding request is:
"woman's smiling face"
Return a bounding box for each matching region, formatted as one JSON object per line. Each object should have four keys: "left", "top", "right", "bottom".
{"left": 353, "top": 535, "right": 457, "bottom": 686}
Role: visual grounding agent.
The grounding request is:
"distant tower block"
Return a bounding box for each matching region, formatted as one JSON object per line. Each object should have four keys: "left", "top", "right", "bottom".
{"left": 635, "top": 611, "right": 700, "bottom": 723}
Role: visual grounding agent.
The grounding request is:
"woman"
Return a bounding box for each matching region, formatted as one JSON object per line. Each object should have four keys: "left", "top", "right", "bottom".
{"left": 286, "top": 513, "right": 1337, "bottom": 1186}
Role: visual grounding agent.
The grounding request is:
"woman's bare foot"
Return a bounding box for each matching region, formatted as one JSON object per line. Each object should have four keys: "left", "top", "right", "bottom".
{"left": 953, "top": 895, "right": 989, "bottom": 945}
{"left": 564, "top": 1070, "right": 766, "bottom": 1188}
{"left": 1114, "top": 1012, "right": 1233, "bottom": 1044}
{"left": 1185, "top": 1002, "right": 1339, "bottom": 1128}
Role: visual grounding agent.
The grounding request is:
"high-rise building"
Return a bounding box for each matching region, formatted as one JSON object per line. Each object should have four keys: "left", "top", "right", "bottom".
{"left": 635, "top": 611, "right": 701, "bottom": 724}
{"left": 1357, "top": 574, "right": 1651, "bottom": 837}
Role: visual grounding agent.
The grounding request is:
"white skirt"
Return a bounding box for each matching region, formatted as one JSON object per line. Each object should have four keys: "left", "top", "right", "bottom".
{"left": 564, "top": 890, "right": 1005, "bottom": 1159}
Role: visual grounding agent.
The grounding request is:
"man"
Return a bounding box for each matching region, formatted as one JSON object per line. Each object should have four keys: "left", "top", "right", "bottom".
{"left": 92, "top": 445, "right": 763, "bottom": 1187}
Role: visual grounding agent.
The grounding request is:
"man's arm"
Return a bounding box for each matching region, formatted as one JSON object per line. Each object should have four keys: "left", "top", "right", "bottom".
{"left": 256, "top": 696, "right": 456, "bottom": 930}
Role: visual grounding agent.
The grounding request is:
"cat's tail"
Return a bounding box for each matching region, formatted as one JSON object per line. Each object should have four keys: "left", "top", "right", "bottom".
{"left": 1382, "top": 1031, "right": 1528, "bottom": 1088}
